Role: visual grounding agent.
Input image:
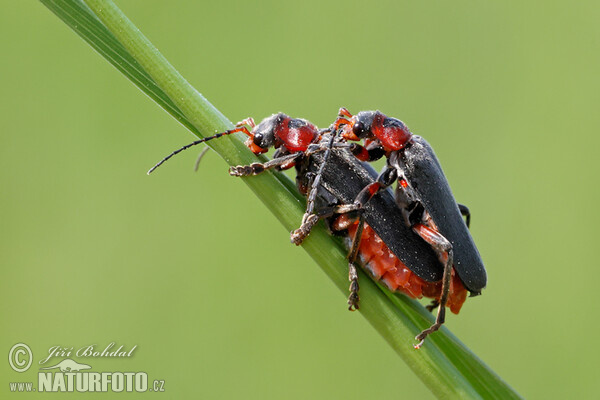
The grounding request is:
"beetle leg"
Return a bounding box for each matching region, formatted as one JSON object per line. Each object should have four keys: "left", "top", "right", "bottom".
{"left": 229, "top": 152, "right": 302, "bottom": 176}
{"left": 235, "top": 117, "right": 256, "bottom": 128}
{"left": 348, "top": 166, "right": 397, "bottom": 210}
{"left": 338, "top": 107, "right": 353, "bottom": 119}
{"left": 298, "top": 163, "right": 397, "bottom": 245}
{"left": 293, "top": 162, "right": 396, "bottom": 243}
{"left": 293, "top": 164, "right": 396, "bottom": 244}
{"left": 333, "top": 108, "right": 354, "bottom": 132}
{"left": 305, "top": 141, "right": 354, "bottom": 155}
{"left": 411, "top": 224, "right": 453, "bottom": 349}
{"left": 347, "top": 141, "right": 386, "bottom": 162}
{"left": 291, "top": 214, "right": 321, "bottom": 245}
{"left": 307, "top": 141, "right": 385, "bottom": 162}
{"left": 291, "top": 133, "right": 337, "bottom": 244}
{"left": 425, "top": 299, "right": 440, "bottom": 313}
{"left": 291, "top": 201, "right": 365, "bottom": 309}
{"left": 346, "top": 213, "right": 365, "bottom": 311}
{"left": 291, "top": 201, "right": 362, "bottom": 245}
{"left": 458, "top": 203, "right": 471, "bottom": 228}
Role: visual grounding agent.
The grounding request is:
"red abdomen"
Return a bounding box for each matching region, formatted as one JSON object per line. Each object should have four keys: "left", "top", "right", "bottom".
{"left": 347, "top": 221, "right": 467, "bottom": 314}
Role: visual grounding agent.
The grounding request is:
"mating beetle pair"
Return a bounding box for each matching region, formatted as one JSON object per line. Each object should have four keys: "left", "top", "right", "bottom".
{"left": 148, "top": 109, "right": 486, "bottom": 348}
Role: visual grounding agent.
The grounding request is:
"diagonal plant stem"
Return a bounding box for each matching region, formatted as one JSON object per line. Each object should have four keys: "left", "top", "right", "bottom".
{"left": 40, "top": 0, "right": 522, "bottom": 398}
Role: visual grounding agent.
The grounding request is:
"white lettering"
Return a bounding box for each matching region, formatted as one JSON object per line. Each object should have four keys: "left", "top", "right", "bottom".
{"left": 76, "top": 345, "right": 95, "bottom": 357}
{"left": 39, "top": 346, "right": 73, "bottom": 364}
{"left": 38, "top": 373, "right": 53, "bottom": 392}
{"left": 65, "top": 372, "right": 75, "bottom": 391}
{"left": 101, "top": 372, "right": 112, "bottom": 391}
{"left": 76, "top": 372, "right": 88, "bottom": 392}
{"left": 88, "top": 372, "right": 101, "bottom": 392}
{"left": 124, "top": 372, "right": 135, "bottom": 392}
{"left": 135, "top": 372, "right": 147, "bottom": 392}
{"left": 127, "top": 345, "right": 137, "bottom": 357}
{"left": 100, "top": 342, "right": 115, "bottom": 357}
{"left": 37, "top": 371, "right": 149, "bottom": 392}
{"left": 112, "top": 372, "right": 124, "bottom": 392}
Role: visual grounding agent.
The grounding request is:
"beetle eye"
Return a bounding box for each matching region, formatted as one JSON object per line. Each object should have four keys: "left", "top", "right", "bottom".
{"left": 353, "top": 121, "right": 366, "bottom": 137}
{"left": 253, "top": 133, "right": 263, "bottom": 145}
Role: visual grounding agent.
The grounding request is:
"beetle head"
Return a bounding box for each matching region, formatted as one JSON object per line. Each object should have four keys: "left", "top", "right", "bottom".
{"left": 246, "top": 113, "right": 288, "bottom": 154}
{"left": 351, "top": 111, "right": 378, "bottom": 139}
{"left": 334, "top": 108, "right": 412, "bottom": 152}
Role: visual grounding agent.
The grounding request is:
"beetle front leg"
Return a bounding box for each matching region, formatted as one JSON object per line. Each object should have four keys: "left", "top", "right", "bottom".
{"left": 229, "top": 152, "right": 301, "bottom": 176}
{"left": 347, "top": 142, "right": 386, "bottom": 162}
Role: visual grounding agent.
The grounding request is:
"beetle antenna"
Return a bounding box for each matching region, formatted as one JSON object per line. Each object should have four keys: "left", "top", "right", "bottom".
{"left": 147, "top": 125, "right": 252, "bottom": 174}
{"left": 193, "top": 146, "right": 211, "bottom": 172}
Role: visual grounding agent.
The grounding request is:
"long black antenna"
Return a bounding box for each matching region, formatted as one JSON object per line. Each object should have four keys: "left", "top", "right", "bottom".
{"left": 147, "top": 126, "right": 251, "bottom": 175}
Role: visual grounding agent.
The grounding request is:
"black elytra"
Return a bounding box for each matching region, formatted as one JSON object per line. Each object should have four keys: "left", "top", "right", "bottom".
{"left": 391, "top": 137, "right": 486, "bottom": 293}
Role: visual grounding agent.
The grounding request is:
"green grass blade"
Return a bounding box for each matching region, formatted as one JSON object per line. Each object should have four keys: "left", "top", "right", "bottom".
{"left": 40, "top": 0, "right": 523, "bottom": 398}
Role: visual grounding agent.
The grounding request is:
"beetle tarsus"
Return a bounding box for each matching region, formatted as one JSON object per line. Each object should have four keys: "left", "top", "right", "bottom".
{"left": 415, "top": 306, "right": 447, "bottom": 349}
{"left": 229, "top": 163, "right": 264, "bottom": 176}
{"left": 291, "top": 214, "right": 320, "bottom": 245}
{"left": 348, "top": 264, "right": 360, "bottom": 311}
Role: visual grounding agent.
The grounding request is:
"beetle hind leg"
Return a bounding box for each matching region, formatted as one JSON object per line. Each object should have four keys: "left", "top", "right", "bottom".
{"left": 411, "top": 224, "right": 454, "bottom": 349}
{"left": 345, "top": 214, "right": 366, "bottom": 310}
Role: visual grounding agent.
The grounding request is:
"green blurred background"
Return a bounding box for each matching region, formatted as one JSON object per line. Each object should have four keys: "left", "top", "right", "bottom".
{"left": 2, "top": 1, "right": 599, "bottom": 398}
